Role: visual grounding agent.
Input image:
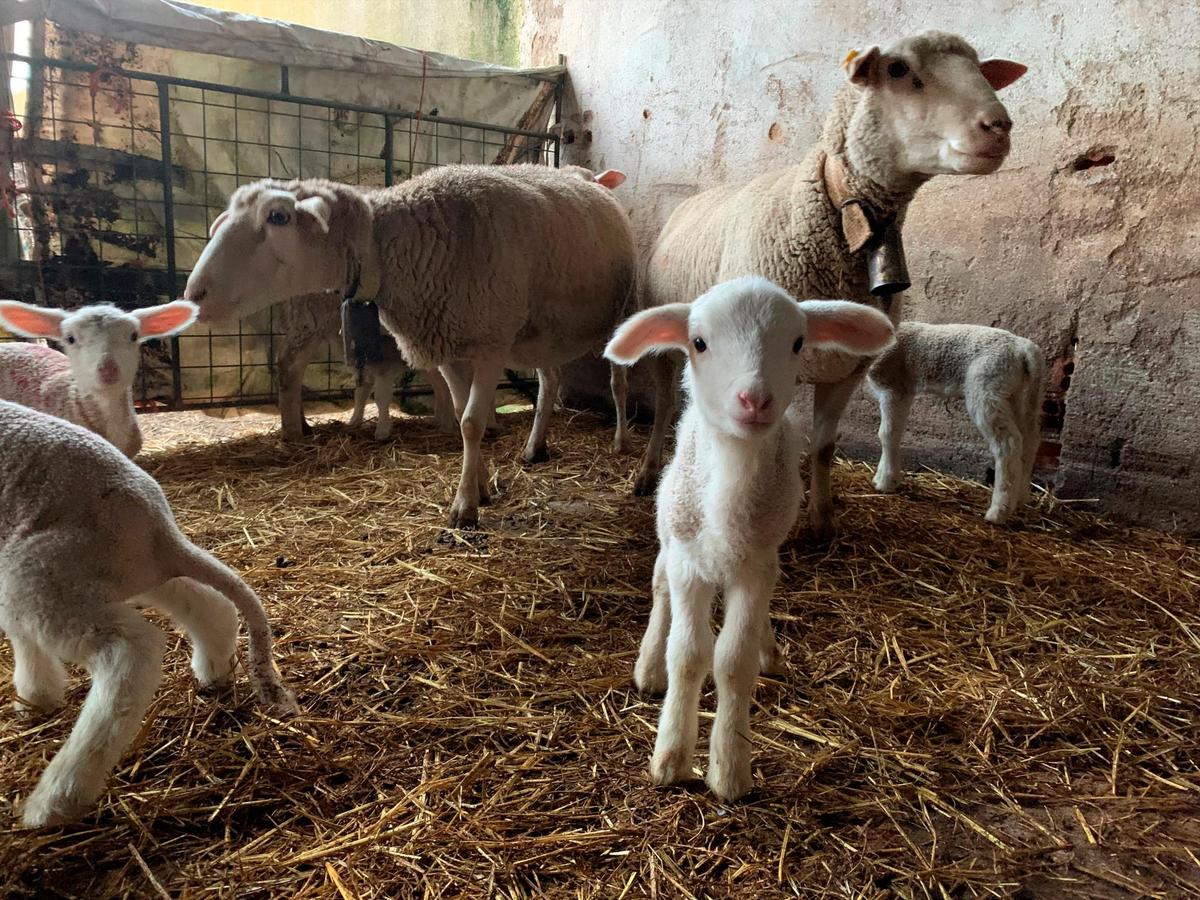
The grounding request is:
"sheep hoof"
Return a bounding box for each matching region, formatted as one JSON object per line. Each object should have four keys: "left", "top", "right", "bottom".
{"left": 985, "top": 507, "right": 1011, "bottom": 525}
{"left": 706, "top": 760, "right": 753, "bottom": 802}
{"left": 649, "top": 749, "right": 692, "bottom": 787}
{"left": 21, "top": 784, "right": 90, "bottom": 829}
{"left": 807, "top": 510, "right": 835, "bottom": 543}
{"left": 12, "top": 694, "right": 64, "bottom": 717}
{"left": 193, "top": 653, "right": 236, "bottom": 691}
{"left": 613, "top": 435, "right": 633, "bottom": 455}
{"left": 520, "top": 445, "right": 550, "bottom": 466}
{"left": 633, "top": 469, "right": 660, "bottom": 497}
{"left": 633, "top": 658, "right": 668, "bottom": 697}
{"left": 374, "top": 430, "right": 392, "bottom": 442}
{"left": 447, "top": 502, "right": 480, "bottom": 530}
{"left": 873, "top": 474, "right": 900, "bottom": 493}
{"left": 258, "top": 681, "right": 300, "bottom": 716}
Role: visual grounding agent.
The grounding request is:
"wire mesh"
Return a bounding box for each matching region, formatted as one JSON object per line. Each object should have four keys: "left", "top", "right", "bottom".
{"left": 1, "top": 52, "right": 559, "bottom": 411}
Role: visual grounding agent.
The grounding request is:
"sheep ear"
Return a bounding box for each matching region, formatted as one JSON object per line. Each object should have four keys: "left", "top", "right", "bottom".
{"left": 0, "top": 300, "right": 67, "bottom": 339}
{"left": 208, "top": 210, "right": 230, "bottom": 238}
{"left": 594, "top": 169, "right": 626, "bottom": 190}
{"left": 604, "top": 304, "right": 691, "bottom": 365}
{"left": 799, "top": 300, "right": 894, "bottom": 355}
{"left": 133, "top": 300, "right": 199, "bottom": 340}
{"left": 843, "top": 46, "right": 880, "bottom": 87}
{"left": 296, "top": 195, "right": 332, "bottom": 233}
{"left": 979, "top": 59, "right": 1027, "bottom": 91}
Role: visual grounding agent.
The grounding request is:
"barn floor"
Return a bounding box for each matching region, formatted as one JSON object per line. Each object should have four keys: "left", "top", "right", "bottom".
{"left": 0, "top": 406, "right": 1197, "bottom": 898}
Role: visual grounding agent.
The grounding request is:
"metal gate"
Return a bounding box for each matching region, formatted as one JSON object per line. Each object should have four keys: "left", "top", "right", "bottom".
{"left": 1, "top": 52, "right": 560, "bottom": 410}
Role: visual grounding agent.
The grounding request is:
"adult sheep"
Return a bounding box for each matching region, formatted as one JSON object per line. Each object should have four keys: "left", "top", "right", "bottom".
{"left": 183, "top": 164, "right": 637, "bottom": 527}
{"left": 635, "top": 31, "right": 1026, "bottom": 539}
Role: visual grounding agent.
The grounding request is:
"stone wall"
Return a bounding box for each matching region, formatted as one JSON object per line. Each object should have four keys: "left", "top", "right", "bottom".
{"left": 523, "top": 0, "right": 1200, "bottom": 530}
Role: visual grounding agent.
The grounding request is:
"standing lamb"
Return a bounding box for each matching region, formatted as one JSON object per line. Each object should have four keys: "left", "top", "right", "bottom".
{"left": 633, "top": 32, "right": 1026, "bottom": 540}
{"left": 183, "top": 163, "right": 638, "bottom": 527}
{"left": 273, "top": 293, "right": 457, "bottom": 439}
{"left": 605, "top": 276, "right": 894, "bottom": 800}
{"left": 0, "top": 300, "right": 198, "bottom": 457}
{"left": 0, "top": 400, "right": 298, "bottom": 827}
{"left": 867, "top": 321, "right": 1046, "bottom": 523}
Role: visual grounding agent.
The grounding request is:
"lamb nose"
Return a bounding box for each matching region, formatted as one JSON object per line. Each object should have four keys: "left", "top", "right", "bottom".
{"left": 738, "top": 390, "right": 773, "bottom": 412}
{"left": 979, "top": 112, "right": 1012, "bottom": 135}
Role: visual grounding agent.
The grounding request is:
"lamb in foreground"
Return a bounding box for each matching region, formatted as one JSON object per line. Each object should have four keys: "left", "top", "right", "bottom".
{"left": 605, "top": 276, "right": 894, "bottom": 800}
{"left": 184, "top": 164, "right": 638, "bottom": 527}
{"left": 0, "top": 300, "right": 198, "bottom": 456}
{"left": 867, "top": 321, "right": 1045, "bottom": 523}
{"left": 633, "top": 32, "right": 1027, "bottom": 540}
{"left": 0, "top": 401, "right": 297, "bottom": 827}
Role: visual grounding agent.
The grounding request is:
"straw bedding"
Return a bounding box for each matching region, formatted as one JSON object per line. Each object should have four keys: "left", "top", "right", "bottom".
{"left": 0, "top": 405, "right": 1196, "bottom": 898}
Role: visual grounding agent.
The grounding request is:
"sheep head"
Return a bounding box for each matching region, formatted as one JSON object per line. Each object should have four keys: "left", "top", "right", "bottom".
{"left": 843, "top": 31, "right": 1026, "bottom": 179}
{"left": 185, "top": 180, "right": 372, "bottom": 324}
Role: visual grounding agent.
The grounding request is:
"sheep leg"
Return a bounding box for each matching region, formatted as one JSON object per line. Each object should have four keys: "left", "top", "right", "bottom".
{"left": 347, "top": 379, "right": 370, "bottom": 429}
{"left": 708, "top": 555, "right": 776, "bottom": 801}
{"left": 758, "top": 614, "right": 781, "bottom": 676}
{"left": 21, "top": 602, "right": 165, "bottom": 828}
{"left": 971, "top": 395, "right": 1023, "bottom": 524}
{"left": 145, "top": 577, "right": 239, "bottom": 690}
{"left": 634, "top": 353, "right": 681, "bottom": 496}
{"left": 10, "top": 632, "right": 68, "bottom": 714}
{"left": 633, "top": 549, "right": 670, "bottom": 696}
{"left": 873, "top": 388, "right": 914, "bottom": 493}
{"left": 426, "top": 368, "right": 458, "bottom": 434}
{"left": 448, "top": 359, "right": 503, "bottom": 528}
{"left": 650, "top": 550, "right": 714, "bottom": 788}
{"left": 809, "top": 370, "right": 867, "bottom": 541}
{"left": 520, "top": 367, "right": 559, "bottom": 466}
{"left": 277, "top": 328, "right": 326, "bottom": 440}
{"left": 373, "top": 372, "right": 395, "bottom": 441}
{"left": 611, "top": 363, "right": 632, "bottom": 455}
{"left": 1016, "top": 375, "right": 1043, "bottom": 505}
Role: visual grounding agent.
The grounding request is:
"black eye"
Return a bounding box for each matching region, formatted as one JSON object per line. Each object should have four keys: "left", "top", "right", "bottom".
{"left": 912, "top": 75, "right": 924, "bottom": 90}
{"left": 887, "top": 60, "right": 909, "bottom": 79}
{"left": 693, "top": 337, "right": 707, "bottom": 353}
{"left": 66, "top": 335, "right": 75, "bottom": 345}
{"left": 266, "top": 210, "right": 290, "bottom": 226}
{"left": 130, "top": 332, "right": 138, "bottom": 342}
{"left": 793, "top": 336, "right": 804, "bottom": 354}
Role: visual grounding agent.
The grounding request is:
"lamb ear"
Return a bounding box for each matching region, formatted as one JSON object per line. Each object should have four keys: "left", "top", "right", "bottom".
{"left": 843, "top": 46, "right": 880, "bottom": 87}
{"left": 208, "top": 210, "right": 230, "bottom": 238}
{"left": 799, "top": 300, "right": 894, "bottom": 355}
{"left": 594, "top": 169, "right": 626, "bottom": 190}
{"left": 133, "top": 300, "right": 199, "bottom": 340}
{"left": 0, "top": 300, "right": 67, "bottom": 339}
{"left": 604, "top": 304, "right": 691, "bottom": 365}
{"left": 296, "top": 195, "right": 332, "bottom": 233}
{"left": 979, "top": 59, "right": 1027, "bottom": 91}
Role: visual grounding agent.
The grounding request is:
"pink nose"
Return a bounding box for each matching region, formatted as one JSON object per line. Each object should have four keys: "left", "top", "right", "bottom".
{"left": 99, "top": 357, "right": 120, "bottom": 385}
{"left": 737, "top": 390, "right": 773, "bottom": 413}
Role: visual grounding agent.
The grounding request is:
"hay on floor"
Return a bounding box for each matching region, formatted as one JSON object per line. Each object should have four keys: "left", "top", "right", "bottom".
{"left": 0, "top": 406, "right": 1197, "bottom": 898}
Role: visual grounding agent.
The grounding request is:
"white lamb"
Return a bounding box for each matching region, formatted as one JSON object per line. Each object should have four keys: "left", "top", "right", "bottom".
{"left": 867, "top": 321, "right": 1046, "bottom": 523}
{"left": 0, "top": 400, "right": 298, "bottom": 827}
{"left": 605, "top": 276, "right": 894, "bottom": 800}
{"left": 0, "top": 300, "right": 198, "bottom": 457}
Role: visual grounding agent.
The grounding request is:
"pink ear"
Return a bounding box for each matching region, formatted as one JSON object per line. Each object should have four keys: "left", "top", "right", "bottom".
{"left": 0, "top": 300, "right": 67, "bottom": 339}
{"left": 604, "top": 304, "right": 691, "bottom": 365}
{"left": 979, "top": 59, "right": 1027, "bottom": 91}
{"left": 594, "top": 169, "right": 626, "bottom": 190}
{"left": 800, "top": 300, "right": 894, "bottom": 355}
{"left": 208, "top": 210, "right": 230, "bottom": 238}
{"left": 844, "top": 46, "right": 881, "bottom": 86}
{"left": 133, "top": 300, "right": 199, "bottom": 339}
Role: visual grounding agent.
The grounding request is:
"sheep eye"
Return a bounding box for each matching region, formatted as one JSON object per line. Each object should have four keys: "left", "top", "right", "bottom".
{"left": 793, "top": 336, "right": 804, "bottom": 354}
{"left": 130, "top": 332, "right": 139, "bottom": 342}
{"left": 887, "top": 60, "right": 909, "bottom": 79}
{"left": 266, "top": 210, "right": 290, "bottom": 227}
{"left": 692, "top": 337, "right": 707, "bottom": 353}
{"left": 66, "top": 335, "right": 75, "bottom": 345}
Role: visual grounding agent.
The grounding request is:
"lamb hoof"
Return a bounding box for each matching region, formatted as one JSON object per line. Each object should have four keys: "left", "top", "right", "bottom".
{"left": 649, "top": 749, "right": 693, "bottom": 787}
{"left": 807, "top": 510, "right": 835, "bottom": 543}
{"left": 22, "top": 784, "right": 91, "bottom": 829}
{"left": 613, "top": 433, "right": 633, "bottom": 455}
{"left": 985, "top": 507, "right": 1012, "bottom": 525}
{"left": 520, "top": 445, "right": 550, "bottom": 466}
{"left": 280, "top": 429, "right": 310, "bottom": 443}
{"left": 13, "top": 694, "right": 64, "bottom": 717}
{"left": 193, "top": 652, "right": 236, "bottom": 691}
{"left": 448, "top": 502, "right": 480, "bottom": 530}
{"left": 301, "top": 418, "right": 313, "bottom": 437}
{"left": 633, "top": 469, "right": 660, "bottom": 497}
{"left": 873, "top": 474, "right": 899, "bottom": 493}
{"left": 257, "top": 680, "right": 300, "bottom": 716}
{"left": 633, "top": 658, "right": 668, "bottom": 697}
{"left": 706, "top": 760, "right": 753, "bottom": 802}
{"left": 758, "top": 642, "right": 784, "bottom": 677}
{"left": 374, "top": 430, "right": 393, "bottom": 442}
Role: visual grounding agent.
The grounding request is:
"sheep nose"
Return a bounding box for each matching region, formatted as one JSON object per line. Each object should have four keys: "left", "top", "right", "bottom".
{"left": 978, "top": 111, "right": 1012, "bottom": 135}
{"left": 98, "top": 356, "right": 120, "bottom": 385}
{"left": 737, "top": 390, "right": 773, "bottom": 412}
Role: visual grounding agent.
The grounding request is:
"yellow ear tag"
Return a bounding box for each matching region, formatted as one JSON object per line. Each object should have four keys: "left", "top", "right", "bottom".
{"left": 842, "top": 49, "right": 860, "bottom": 70}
